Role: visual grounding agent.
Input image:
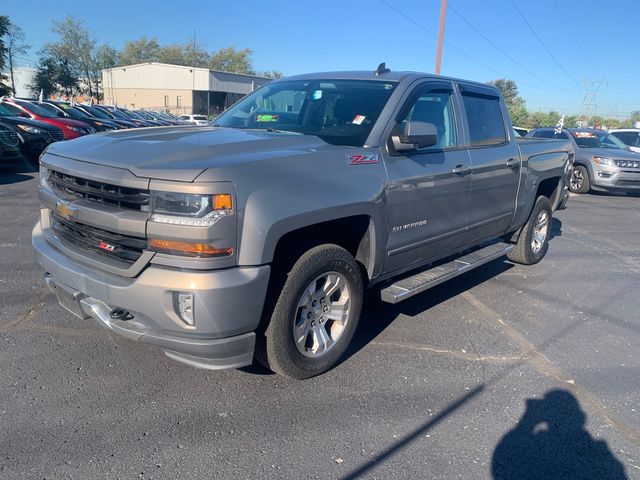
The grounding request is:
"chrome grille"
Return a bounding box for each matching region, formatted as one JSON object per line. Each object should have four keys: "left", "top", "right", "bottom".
{"left": 51, "top": 214, "right": 146, "bottom": 263}
{"left": 614, "top": 159, "right": 640, "bottom": 169}
{"left": 47, "top": 170, "right": 150, "bottom": 211}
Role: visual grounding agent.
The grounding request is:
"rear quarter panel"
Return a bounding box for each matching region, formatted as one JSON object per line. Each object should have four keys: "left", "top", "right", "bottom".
{"left": 511, "top": 138, "right": 571, "bottom": 228}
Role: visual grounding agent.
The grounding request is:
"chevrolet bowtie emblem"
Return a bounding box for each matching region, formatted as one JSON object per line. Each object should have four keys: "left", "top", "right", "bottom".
{"left": 55, "top": 201, "right": 79, "bottom": 221}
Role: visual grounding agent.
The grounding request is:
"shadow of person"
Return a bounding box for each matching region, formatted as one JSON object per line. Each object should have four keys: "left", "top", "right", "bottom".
{"left": 492, "top": 389, "right": 627, "bottom": 479}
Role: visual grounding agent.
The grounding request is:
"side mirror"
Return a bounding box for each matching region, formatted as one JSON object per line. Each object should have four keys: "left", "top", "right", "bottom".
{"left": 391, "top": 121, "right": 438, "bottom": 153}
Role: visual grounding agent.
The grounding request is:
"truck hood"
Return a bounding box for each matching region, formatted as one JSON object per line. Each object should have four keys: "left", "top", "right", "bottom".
{"left": 45, "top": 126, "right": 338, "bottom": 182}
{"left": 580, "top": 146, "right": 640, "bottom": 160}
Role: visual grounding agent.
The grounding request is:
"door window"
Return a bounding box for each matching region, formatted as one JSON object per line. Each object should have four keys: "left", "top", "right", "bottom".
{"left": 399, "top": 90, "right": 457, "bottom": 150}
{"left": 462, "top": 94, "right": 507, "bottom": 146}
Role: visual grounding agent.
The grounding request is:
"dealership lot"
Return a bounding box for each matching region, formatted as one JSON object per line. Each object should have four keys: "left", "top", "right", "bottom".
{"left": 1, "top": 161, "right": 639, "bottom": 479}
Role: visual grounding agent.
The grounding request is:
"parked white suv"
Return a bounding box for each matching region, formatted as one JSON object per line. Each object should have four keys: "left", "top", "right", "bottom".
{"left": 178, "top": 114, "right": 209, "bottom": 126}
{"left": 609, "top": 129, "right": 640, "bottom": 153}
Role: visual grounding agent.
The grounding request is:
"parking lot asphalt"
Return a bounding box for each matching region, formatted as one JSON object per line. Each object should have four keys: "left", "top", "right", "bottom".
{"left": 1, "top": 160, "right": 639, "bottom": 479}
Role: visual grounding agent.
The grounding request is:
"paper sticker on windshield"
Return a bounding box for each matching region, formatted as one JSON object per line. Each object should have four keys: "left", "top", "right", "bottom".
{"left": 255, "top": 114, "right": 279, "bottom": 123}
{"left": 573, "top": 131, "right": 596, "bottom": 138}
{"left": 352, "top": 115, "right": 366, "bottom": 125}
{"left": 348, "top": 153, "right": 379, "bottom": 165}
{"left": 311, "top": 90, "right": 323, "bottom": 100}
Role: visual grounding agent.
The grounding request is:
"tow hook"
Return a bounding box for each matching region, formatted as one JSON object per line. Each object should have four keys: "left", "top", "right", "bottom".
{"left": 109, "top": 308, "right": 134, "bottom": 321}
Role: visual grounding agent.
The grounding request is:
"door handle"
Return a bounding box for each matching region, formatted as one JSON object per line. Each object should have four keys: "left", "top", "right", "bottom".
{"left": 452, "top": 164, "right": 471, "bottom": 176}
{"left": 506, "top": 158, "right": 520, "bottom": 168}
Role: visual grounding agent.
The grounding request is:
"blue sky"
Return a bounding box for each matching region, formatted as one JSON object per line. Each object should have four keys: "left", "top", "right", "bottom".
{"left": 4, "top": 0, "right": 639, "bottom": 118}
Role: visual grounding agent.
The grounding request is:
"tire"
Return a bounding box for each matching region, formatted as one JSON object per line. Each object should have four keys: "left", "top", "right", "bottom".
{"left": 507, "top": 196, "right": 552, "bottom": 265}
{"left": 568, "top": 165, "right": 590, "bottom": 194}
{"left": 257, "top": 244, "right": 364, "bottom": 379}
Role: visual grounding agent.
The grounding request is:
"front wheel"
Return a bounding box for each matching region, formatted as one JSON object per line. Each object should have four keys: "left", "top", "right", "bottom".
{"left": 258, "top": 244, "right": 364, "bottom": 379}
{"left": 507, "top": 196, "right": 552, "bottom": 265}
{"left": 569, "top": 165, "right": 590, "bottom": 193}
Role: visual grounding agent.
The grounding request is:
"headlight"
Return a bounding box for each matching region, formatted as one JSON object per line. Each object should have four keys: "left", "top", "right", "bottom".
{"left": 592, "top": 156, "right": 614, "bottom": 166}
{"left": 66, "top": 126, "right": 84, "bottom": 133}
{"left": 39, "top": 165, "right": 49, "bottom": 187}
{"left": 149, "top": 192, "right": 233, "bottom": 227}
{"left": 17, "top": 124, "right": 43, "bottom": 134}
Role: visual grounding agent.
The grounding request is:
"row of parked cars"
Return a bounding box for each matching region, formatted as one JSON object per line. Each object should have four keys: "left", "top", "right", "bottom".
{"left": 0, "top": 97, "right": 195, "bottom": 164}
{"left": 524, "top": 127, "right": 640, "bottom": 194}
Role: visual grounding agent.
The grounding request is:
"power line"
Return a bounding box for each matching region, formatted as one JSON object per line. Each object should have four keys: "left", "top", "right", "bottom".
{"left": 551, "top": 0, "right": 600, "bottom": 75}
{"left": 378, "top": 0, "right": 576, "bottom": 92}
{"left": 508, "top": 0, "right": 582, "bottom": 88}
{"left": 448, "top": 2, "right": 572, "bottom": 91}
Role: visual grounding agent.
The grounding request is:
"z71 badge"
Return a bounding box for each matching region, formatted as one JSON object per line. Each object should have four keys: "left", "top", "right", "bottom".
{"left": 348, "top": 153, "right": 379, "bottom": 165}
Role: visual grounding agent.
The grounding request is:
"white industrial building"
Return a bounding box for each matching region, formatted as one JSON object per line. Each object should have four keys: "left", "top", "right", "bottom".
{"left": 101, "top": 62, "right": 271, "bottom": 116}
{"left": 3, "top": 66, "right": 36, "bottom": 98}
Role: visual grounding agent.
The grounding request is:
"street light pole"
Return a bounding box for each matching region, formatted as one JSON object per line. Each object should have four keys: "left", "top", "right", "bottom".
{"left": 434, "top": 0, "right": 448, "bottom": 75}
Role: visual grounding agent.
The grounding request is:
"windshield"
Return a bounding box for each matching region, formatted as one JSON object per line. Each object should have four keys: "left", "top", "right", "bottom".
{"left": 13, "top": 100, "right": 57, "bottom": 118}
{"left": 82, "top": 106, "right": 111, "bottom": 119}
{"left": 67, "top": 106, "right": 91, "bottom": 119}
{"left": 105, "top": 108, "right": 130, "bottom": 120}
{"left": 136, "top": 110, "right": 154, "bottom": 120}
{"left": 38, "top": 103, "right": 66, "bottom": 117}
{"left": 0, "top": 103, "right": 20, "bottom": 117}
{"left": 214, "top": 79, "right": 398, "bottom": 147}
{"left": 571, "top": 130, "right": 629, "bottom": 150}
{"left": 122, "top": 109, "right": 144, "bottom": 120}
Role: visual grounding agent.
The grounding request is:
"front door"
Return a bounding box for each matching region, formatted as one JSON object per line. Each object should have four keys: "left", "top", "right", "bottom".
{"left": 383, "top": 82, "right": 471, "bottom": 274}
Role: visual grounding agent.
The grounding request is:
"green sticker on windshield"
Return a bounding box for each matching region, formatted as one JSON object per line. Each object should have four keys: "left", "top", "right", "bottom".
{"left": 255, "top": 114, "right": 279, "bottom": 123}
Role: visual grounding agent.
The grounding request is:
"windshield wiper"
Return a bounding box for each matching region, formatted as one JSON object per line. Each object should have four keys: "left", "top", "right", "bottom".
{"left": 264, "top": 128, "right": 303, "bottom": 135}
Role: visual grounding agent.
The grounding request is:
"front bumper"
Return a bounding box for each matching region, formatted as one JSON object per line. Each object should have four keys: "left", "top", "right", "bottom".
{"left": 33, "top": 220, "right": 270, "bottom": 369}
{"left": 591, "top": 166, "right": 640, "bottom": 192}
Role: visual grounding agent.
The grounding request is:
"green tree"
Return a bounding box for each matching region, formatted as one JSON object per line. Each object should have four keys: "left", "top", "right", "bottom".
{"left": 46, "top": 16, "right": 101, "bottom": 98}
{"left": 29, "top": 51, "right": 79, "bottom": 98}
{"left": 118, "top": 36, "right": 160, "bottom": 65}
{"left": 5, "top": 21, "right": 30, "bottom": 96}
{"left": 0, "top": 16, "right": 10, "bottom": 95}
{"left": 158, "top": 44, "right": 185, "bottom": 65}
{"left": 259, "top": 70, "right": 284, "bottom": 79}
{"left": 563, "top": 115, "right": 578, "bottom": 129}
{"left": 544, "top": 111, "right": 561, "bottom": 127}
{"left": 208, "top": 47, "right": 254, "bottom": 74}
{"left": 488, "top": 78, "right": 526, "bottom": 125}
{"left": 95, "top": 44, "right": 118, "bottom": 71}
{"left": 181, "top": 39, "right": 210, "bottom": 67}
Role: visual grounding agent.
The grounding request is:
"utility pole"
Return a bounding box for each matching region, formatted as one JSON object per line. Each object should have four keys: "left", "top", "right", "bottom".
{"left": 435, "top": 0, "right": 448, "bottom": 75}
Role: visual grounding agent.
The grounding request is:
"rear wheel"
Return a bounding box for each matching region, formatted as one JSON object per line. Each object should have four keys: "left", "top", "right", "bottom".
{"left": 258, "top": 244, "right": 364, "bottom": 379}
{"left": 569, "top": 165, "right": 590, "bottom": 193}
{"left": 507, "top": 196, "right": 552, "bottom": 265}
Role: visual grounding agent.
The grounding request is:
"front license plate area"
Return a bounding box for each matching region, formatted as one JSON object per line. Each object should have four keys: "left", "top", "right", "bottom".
{"left": 50, "top": 281, "right": 90, "bottom": 320}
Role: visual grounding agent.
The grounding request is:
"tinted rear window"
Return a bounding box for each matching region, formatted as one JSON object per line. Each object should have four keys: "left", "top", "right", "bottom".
{"left": 461, "top": 94, "right": 507, "bottom": 146}
{"left": 193, "top": 115, "right": 208, "bottom": 120}
{"left": 533, "top": 130, "right": 568, "bottom": 139}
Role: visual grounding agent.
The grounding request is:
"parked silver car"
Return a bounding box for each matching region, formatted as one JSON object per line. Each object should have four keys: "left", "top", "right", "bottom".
{"left": 528, "top": 127, "right": 640, "bottom": 194}
{"left": 178, "top": 114, "right": 209, "bottom": 126}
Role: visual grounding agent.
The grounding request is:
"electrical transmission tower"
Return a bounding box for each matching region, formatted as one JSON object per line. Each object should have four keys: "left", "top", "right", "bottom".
{"left": 580, "top": 79, "right": 607, "bottom": 122}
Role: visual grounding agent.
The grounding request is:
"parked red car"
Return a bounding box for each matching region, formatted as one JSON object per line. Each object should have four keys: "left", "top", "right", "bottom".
{"left": 1, "top": 98, "right": 95, "bottom": 140}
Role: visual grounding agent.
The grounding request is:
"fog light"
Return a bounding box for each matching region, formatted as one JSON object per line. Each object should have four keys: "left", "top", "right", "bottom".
{"left": 174, "top": 292, "right": 195, "bottom": 326}
{"left": 597, "top": 171, "right": 614, "bottom": 178}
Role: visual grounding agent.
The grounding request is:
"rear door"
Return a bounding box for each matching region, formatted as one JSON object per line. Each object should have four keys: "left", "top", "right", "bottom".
{"left": 382, "top": 80, "right": 471, "bottom": 274}
{"left": 459, "top": 84, "right": 521, "bottom": 243}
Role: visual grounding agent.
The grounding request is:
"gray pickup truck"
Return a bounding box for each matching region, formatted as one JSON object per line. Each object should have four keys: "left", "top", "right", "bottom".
{"left": 33, "top": 67, "right": 572, "bottom": 378}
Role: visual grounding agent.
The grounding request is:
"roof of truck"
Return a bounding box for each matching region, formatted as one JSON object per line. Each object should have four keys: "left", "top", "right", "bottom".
{"left": 283, "top": 70, "right": 499, "bottom": 92}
